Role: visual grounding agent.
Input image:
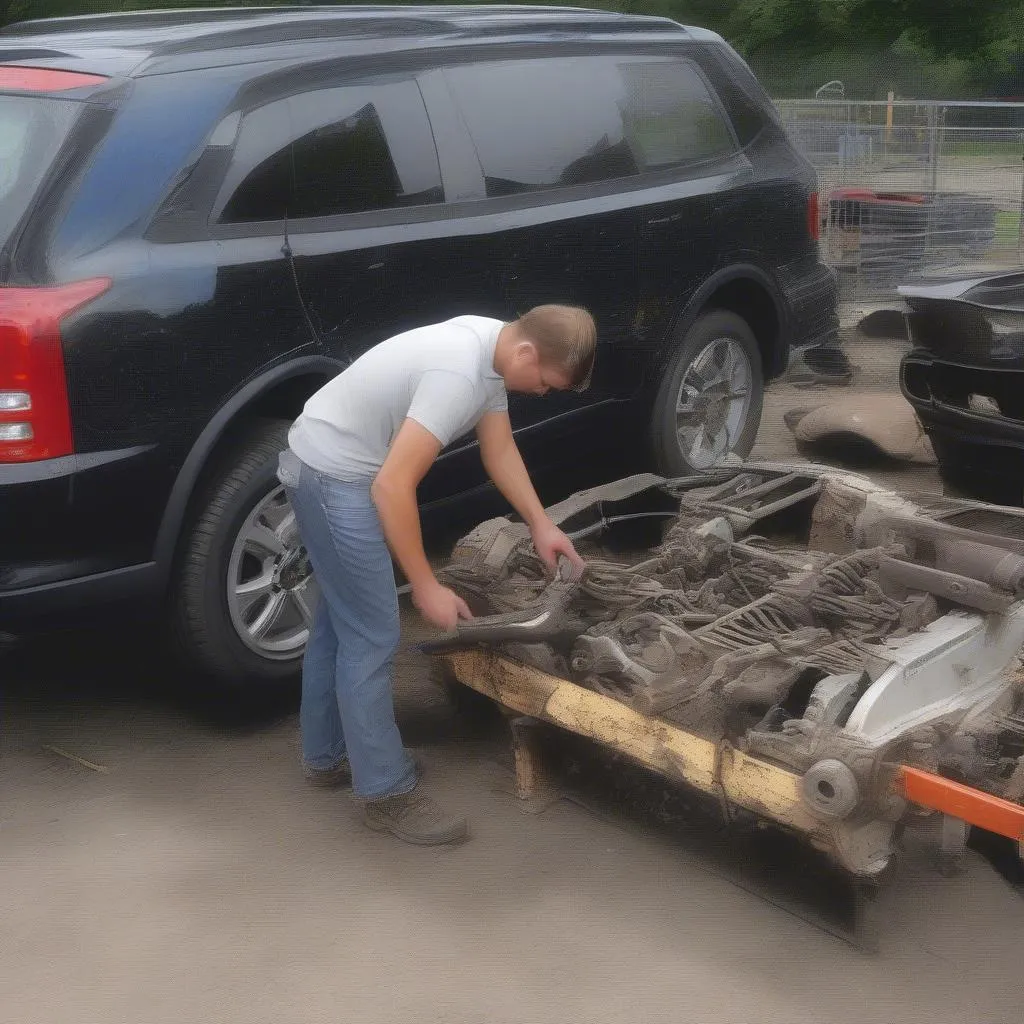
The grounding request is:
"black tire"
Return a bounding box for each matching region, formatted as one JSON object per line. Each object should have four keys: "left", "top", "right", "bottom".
{"left": 171, "top": 418, "right": 303, "bottom": 688}
{"left": 650, "top": 310, "right": 764, "bottom": 477}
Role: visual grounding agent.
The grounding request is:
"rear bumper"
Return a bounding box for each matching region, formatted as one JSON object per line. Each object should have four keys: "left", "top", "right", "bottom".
{"left": 779, "top": 257, "right": 841, "bottom": 353}
{"left": 0, "top": 562, "right": 161, "bottom": 628}
{"left": 0, "top": 446, "right": 167, "bottom": 628}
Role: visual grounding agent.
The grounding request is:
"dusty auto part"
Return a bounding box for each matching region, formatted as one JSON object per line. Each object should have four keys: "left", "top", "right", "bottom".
{"left": 878, "top": 557, "right": 1016, "bottom": 613}
{"left": 802, "top": 759, "right": 861, "bottom": 820}
{"left": 867, "top": 511, "right": 1024, "bottom": 557}
{"left": 572, "top": 633, "right": 659, "bottom": 688}
{"left": 865, "top": 513, "right": 1024, "bottom": 612}
{"left": 804, "top": 672, "right": 866, "bottom": 728}
{"left": 432, "top": 463, "right": 1024, "bottom": 889}
{"left": 502, "top": 643, "right": 570, "bottom": 679}
{"left": 543, "top": 473, "right": 683, "bottom": 542}
{"left": 674, "top": 470, "right": 823, "bottom": 533}
{"left": 784, "top": 395, "right": 937, "bottom": 466}
{"left": 899, "top": 267, "right": 1024, "bottom": 504}
{"left": 433, "top": 557, "right": 586, "bottom": 648}
{"left": 570, "top": 616, "right": 709, "bottom": 715}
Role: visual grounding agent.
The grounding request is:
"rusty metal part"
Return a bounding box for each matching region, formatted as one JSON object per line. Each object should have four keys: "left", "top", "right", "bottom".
{"left": 680, "top": 633, "right": 831, "bottom": 716}
{"left": 430, "top": 463, "right": 1024, "bottom": 902}
{"left": 878, "top": 556, "right": 1016, "bottom": 613}
{"left": 543, "top": 473, "right": 674, "bottom": 526}
{"left": 693, "top": 596, "right": 813, "bottom": 649}
{"left": 441, "top": 509, "right": 941, "bottom": 731}
{"left": 424, "top": 558, "right": 586, "bottom": 651}
{"left": 570, "top": 616, "right": 709, "bottom": 716}
{"left": 674, "top": 471, "right": 823, "bottom": 533}
{"left": 732, "top": 540, "right": 828, "bottom": 570}
{"left": 444, "top": 517, "right": 530, "bottom": 580}
{"left": 939, "top": 541, "right": 1024, "bottom": 594}
{"left": 803, "top": 672, "right": 867, "bottom": 729}
{"left": 868, "top": 513, "right": 1024, "bottom": 558}
{"left": 802, "top": 759, "right": 862, "bottom": 820}
{"left": 572, "top": 634, "right": 659, "bottom": 688}
{"left": 503, "top": 643, "right": 570, "bottom": 679}
{"left": 868, "top": 516, "right": 1024, "bottom": 608}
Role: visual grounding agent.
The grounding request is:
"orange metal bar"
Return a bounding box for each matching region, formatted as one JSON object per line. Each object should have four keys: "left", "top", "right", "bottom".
{"left": 899, "top": 766, "right": 1024, "bottom": 841}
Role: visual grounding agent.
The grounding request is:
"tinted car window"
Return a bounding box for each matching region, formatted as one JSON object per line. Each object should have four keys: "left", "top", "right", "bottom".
{"left": 619, "top": 61, "right": 736, "bottom": 169}
{"left": 218, "top": 80, "right": 443, "bottom": 223}
{"left": 0, "top": 95, "right": 79, "bottom": 250}
{"left": 443, "top": 57, "right": 736, "bottom": 199}
{"left": 695, "top": 44, "right": 773, "bottom": 147}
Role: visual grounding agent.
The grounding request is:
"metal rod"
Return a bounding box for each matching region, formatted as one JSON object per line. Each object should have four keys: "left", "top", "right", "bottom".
{"left": 900, "top": 765, "right": 1024, "bottom": 842}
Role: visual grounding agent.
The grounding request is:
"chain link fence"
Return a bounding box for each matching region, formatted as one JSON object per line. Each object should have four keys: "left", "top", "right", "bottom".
{"left": 778, "top": 100, "right": 1024, "bottom": 303}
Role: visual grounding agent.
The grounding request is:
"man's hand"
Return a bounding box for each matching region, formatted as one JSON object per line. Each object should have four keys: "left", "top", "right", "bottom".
{"left": 530, "top": 518, "right": 584, "bottom": 574}
{"left": 412, "top": 580, "right": 473, "bottom": 632}
{"left": 473, "top": 413, "right": 583, "bottom": 574}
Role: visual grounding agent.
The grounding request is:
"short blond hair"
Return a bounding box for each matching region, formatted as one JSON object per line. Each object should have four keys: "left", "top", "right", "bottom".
{"left": 514, "top": 304, "right": 596, "bottom": 391}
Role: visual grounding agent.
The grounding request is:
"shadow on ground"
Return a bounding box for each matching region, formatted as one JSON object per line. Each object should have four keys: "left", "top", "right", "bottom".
{"left": 1, "top": 625, "right": 300, "bottom": 734}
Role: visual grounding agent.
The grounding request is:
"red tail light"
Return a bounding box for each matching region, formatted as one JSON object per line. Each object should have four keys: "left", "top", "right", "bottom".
{"left": 808, "top": 191, "right": 821, "bottom": 242}
{"left": 0, "top": 279, "right": 111, "bottom": 463}
{"left": 0, "top": 66, "right": 108, "bottom": 93}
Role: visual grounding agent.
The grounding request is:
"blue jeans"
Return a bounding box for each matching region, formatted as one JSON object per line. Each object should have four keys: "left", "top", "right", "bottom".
{"left": 277, "top": 449, "right": 418, "bottom": 800}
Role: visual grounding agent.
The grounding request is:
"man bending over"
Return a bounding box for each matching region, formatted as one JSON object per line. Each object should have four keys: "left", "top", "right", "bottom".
{"left": 277, "top": 305, "right": 595, "bottom": 845}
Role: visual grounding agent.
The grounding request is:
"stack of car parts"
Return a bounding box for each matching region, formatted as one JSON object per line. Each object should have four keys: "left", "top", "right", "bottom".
{"left": 429, "top": 464, "right": 1024, "bottom": 946}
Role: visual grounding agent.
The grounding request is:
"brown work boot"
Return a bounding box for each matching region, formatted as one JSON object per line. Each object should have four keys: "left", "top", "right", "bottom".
{"left": 363, "top": 785, "right": 468, "bottom": 846}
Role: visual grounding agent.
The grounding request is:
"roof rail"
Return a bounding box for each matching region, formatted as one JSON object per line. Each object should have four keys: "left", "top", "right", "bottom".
{"left": 2, "top": 4, "right": 679, "bottom": 42}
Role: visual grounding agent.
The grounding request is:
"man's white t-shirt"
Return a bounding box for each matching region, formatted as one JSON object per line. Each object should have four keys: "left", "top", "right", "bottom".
{"left": 288, "top": 315, "right": 509, "bottom": 481}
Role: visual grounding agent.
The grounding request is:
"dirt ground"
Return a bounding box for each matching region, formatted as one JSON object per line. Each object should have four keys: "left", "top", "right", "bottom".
{"left": 3, "top": 330, "right": 1023, "bottom": 1024}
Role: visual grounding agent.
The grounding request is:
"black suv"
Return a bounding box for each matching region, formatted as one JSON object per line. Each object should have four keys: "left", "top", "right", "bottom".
{"left": 0, "top": 6, "right": 838, "bottom": 687}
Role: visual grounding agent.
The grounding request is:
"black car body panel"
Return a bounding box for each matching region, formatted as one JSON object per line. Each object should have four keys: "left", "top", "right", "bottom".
{"left": 900, "top": 268, "right": 1024, "bottom": 503}
{"left": 0, "top": 6, "right": 839, "bottom": 637}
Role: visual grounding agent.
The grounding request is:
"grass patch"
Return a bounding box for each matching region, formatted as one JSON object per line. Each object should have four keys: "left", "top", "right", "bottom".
{"left": 944, "top": 140, "right": 1024, "bottom": 159}
{"left": 995, "top": 210, "right": 1022, "bottom": 249}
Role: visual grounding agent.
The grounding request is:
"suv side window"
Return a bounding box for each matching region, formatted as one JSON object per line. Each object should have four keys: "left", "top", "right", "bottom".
{"left": 216, "top": 79, "right": 444, "bottom": 224}
{"left": 693, "top": 44, "right": 773, "bottom": 147}
{"left": 442, "top": 56, "right": 736, "bottom": 199}
{"left": 619, "top": 61, "right": 736, "bottom": 169}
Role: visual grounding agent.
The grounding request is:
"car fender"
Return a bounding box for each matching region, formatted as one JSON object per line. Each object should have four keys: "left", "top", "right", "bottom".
{"left": 152, "top": 354, "right": 343, "bottom": 582}
{"left": 661, "top": 262, "right": 790, "bottom": 379}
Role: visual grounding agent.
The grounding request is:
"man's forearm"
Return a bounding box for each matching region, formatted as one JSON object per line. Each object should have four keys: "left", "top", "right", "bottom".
{"left": 370, "top": 478, "right": 435, "bottom": 590}
{"left": 481, "top": 441, "right": 547, "bottom": 529}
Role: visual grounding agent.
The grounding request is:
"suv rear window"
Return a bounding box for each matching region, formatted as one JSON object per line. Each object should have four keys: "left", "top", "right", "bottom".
{"left": 0, "top": 95, "right": 80, "bottom": 251}
{"left": 443, "top": 56, "right": 737, "bottom": 199}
